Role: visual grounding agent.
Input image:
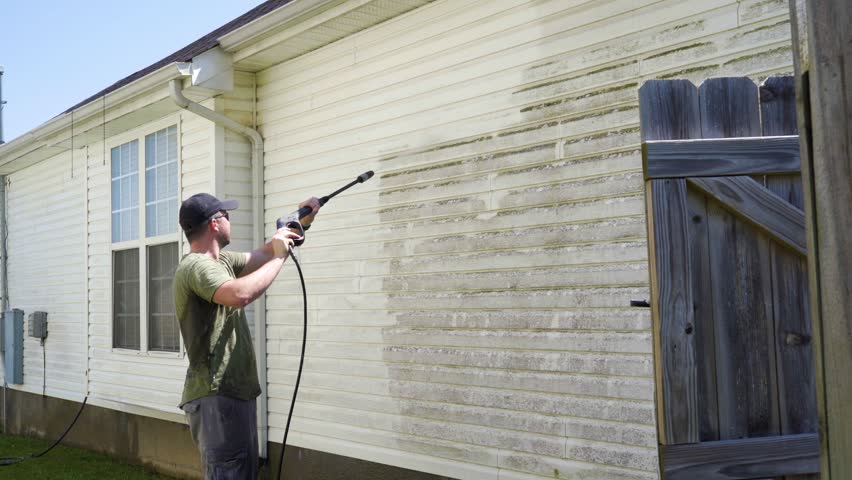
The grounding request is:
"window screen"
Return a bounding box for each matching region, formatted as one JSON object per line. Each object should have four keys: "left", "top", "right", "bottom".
{"left": 148, "top": 242, "right": 180, "bottom": 352}
{"left": 113, "top": 249, "right": 140, "bottom": 350}
{"left": 145, "top": 126, "right": 178, "bottom": 237}
{"left": 111, "top": 140, "right": 139, "bottom": 243}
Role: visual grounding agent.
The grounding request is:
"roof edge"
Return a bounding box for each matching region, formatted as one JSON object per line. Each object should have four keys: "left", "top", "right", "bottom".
{"left": 0, "top": 0, "right": 361, "bottom": 164}
{"left": 0, "top": 64, "right": 183, "bottom": 164}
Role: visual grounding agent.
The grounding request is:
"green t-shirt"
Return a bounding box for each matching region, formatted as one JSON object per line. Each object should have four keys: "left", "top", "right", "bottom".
{"left": 173, "top": 251, "right": 261, "bottom": 406}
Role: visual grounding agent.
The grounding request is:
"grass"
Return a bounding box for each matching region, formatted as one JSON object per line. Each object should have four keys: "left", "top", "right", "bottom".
{"left": 0, "top": 432, "right": 177, "bottom": 479}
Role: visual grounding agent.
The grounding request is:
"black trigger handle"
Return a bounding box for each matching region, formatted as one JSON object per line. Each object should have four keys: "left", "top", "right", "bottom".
{"left": 276, "top": 217, "right": 305, "bottom": 247}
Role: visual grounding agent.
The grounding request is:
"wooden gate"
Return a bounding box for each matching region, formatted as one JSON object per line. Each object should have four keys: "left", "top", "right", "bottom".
{"left": 639, "top": 77, "right": 819, "bottom": 479}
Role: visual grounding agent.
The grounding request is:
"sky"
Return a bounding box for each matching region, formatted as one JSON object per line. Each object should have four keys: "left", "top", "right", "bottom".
{"left": 0, "top": 0, "right": 266, "bottom": 143}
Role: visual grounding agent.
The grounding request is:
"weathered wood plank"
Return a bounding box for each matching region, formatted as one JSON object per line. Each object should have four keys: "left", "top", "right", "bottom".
{"left": 687, "top": 190, "right": 719, "bottom": 442}
{"left": 706, "top": 203, "right": 778, "bottom": 441}
{"left": 762, "top": 77, "right": 804, "bottom": 206}
{"left": 688, "top": 176, "right": 807, "bottom": 257}
{"left": 705, "top": 202, "right": 742, "bottom": 439}
{"left": 791, "top": 0, "right": 852, "bottom": 477}
{"left": 759, "top": 75, "right": 818, "bottom": 480}
{"left": 663, "top": 433, "right": 820, "bottom": 480}
{"left": 698, "top": 78, "right": 761, "bottom": 139}
{"left": 649, "top": 178, "right": 697, "bottom": 446}
{"left": 770, "top": 253, "right": 816, "bottom": 430}
{"left": 699, "top": 77, "right": 781, "bottom": 446}
{"left": 639, "top": 79, "right": 701, "bottom": 445}
{"left": 699, "top": 76, "right": 766, "bottom": 185}
{"left": 761, "top": 74, "right": 818, "bottom": 478}
{"left": 643, "top": 136, "right": 800, "bottom": 179}
{"left": 639, "top": 80, "right": 701, "bottom": 141}
{"left": 760, "top": 77, "right": 799, "bottom": 138}
{"left": 736, "top": 219, "right": 779, "bottom": 439}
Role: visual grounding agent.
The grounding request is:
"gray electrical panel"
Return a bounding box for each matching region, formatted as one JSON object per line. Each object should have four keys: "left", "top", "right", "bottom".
{"left": 28, "top": 311, "right": 48, "bottom": 341}
{"left": 4, "top": 309, "right": 23, "bottom": 384}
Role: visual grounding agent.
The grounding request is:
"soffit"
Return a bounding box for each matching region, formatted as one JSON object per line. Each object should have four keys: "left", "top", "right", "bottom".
{"left": 227, "top": 0, "right": 435, "bottom": 72}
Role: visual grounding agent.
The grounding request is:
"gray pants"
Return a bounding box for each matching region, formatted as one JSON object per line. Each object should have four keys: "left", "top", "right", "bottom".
{"left": 183, "top": 395, "right": 259, "bottom": 480}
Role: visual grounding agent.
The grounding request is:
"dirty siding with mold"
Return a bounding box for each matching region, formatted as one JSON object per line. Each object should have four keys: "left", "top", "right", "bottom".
{"left": 255, "top": 0, "right": 793, "bottom": 479}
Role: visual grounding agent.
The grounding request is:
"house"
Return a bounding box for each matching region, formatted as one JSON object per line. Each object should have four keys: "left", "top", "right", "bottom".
{"left": 0, "top": 0, "right": 796, "bottom": 478}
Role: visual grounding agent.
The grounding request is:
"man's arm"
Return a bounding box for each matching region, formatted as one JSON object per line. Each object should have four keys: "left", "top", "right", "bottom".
{"left": 213, "top": 229, "right": 300, "bottom": 308}
{"left": 241, "top": 240, "right": 278, "bottom": 277}
{"left": 212, "top": 256, "right": 286, "bottom": 308}
{"left": 242, "top": 197, "right": 321, "bottom": 275}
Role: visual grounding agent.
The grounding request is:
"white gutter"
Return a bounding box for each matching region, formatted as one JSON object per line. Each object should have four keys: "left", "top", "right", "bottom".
{"left": 168, "top": 79, "right": 269, "bottom": 458}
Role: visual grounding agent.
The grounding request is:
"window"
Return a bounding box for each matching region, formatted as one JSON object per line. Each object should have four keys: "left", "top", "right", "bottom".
{"left": 145, "top": 127, "right": 179, "bottom": 237}
{"left": 111, "top": 140, "right": 138, "bottom": 243}
{"left": 113, "top": 249, "right": 140, "bottom": 349}
{"left": 111, "top": 125, "right": 180, "bottom": 353}
{"left": 148, "top": 243, "right": 180, "bottom": 351}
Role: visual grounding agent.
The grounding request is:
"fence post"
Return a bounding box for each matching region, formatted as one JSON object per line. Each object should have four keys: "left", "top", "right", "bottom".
{"left": 789, "top": 0, "right": 852, "bottom": 478}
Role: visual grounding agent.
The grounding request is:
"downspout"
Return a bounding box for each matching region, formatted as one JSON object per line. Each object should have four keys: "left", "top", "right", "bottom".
{"left": 169, "top": 79, "right": 269, "bottom": 458}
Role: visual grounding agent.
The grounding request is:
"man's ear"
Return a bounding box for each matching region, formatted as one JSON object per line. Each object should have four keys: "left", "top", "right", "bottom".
{"left": 208, "top": 218, "right": 220, "bottom": 234}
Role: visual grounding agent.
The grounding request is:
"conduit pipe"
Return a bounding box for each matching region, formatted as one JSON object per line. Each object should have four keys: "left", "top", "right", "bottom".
{"left": 1, "top": 174, "right": 7, "bottom": 434}
{"left": 0, "top": 175, "right": 7, "bottom": 320}
{"left": 169, "top": 79, "right": 270, "bottom": 458}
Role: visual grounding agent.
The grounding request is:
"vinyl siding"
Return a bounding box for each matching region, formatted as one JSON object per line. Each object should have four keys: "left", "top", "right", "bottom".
{"left": 256, "top": 0, "right": 792, "bottom": 479}
{"left": 6, "top": 147, "right": 86, "bottom": 401}
{"left": 221, "top": 71, "right": 256, "bottom": 255}
{"left": 181, "top": 103, "right": 215, "bottom": 204}
{"left": 220, "top": 71, "right": 258, "bottom": 336}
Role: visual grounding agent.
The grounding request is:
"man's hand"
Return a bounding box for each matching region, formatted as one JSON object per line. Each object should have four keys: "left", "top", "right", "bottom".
{"left": 298, "top": 197, "right": 322, "bottom": 227}
{"left": 271, "top": 228, "right": 303, "bottom": 258}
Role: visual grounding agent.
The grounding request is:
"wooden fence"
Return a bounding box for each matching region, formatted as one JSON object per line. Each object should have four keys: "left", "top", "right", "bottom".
{"left": 639, "top": 76, "right": 819, "bottom": 480}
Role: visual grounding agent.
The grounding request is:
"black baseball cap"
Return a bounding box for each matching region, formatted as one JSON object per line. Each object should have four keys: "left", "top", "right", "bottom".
{"left": 179, "top": 193, "right": 239, "bottom": 233}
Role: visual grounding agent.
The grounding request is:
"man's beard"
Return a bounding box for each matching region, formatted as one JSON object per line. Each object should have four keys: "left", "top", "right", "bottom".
{"left": 216, "top": 231, "right": 230, "bottom": 249}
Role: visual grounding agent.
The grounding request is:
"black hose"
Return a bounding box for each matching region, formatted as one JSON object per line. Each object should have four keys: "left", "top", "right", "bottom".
{"left": 0, "top": 396, "right": 88, "bottom": 466}
{"left": 278, "top": 246, "right": 307, "bottom": 479}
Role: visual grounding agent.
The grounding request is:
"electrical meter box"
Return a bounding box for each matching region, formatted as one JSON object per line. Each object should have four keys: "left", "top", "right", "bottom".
{"left": 4, "top": 309, "right": 24, "bottom": 384}
{"left": 29, "top": 311, "right": 48, "bottom": 340}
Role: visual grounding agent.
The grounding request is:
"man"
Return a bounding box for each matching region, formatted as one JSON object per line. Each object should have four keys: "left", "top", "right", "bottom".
{"left": 174, "top": 192, "right": 320, "bottom": 479}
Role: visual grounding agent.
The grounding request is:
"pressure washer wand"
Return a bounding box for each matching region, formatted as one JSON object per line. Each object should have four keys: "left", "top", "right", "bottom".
{"left": 292, "top": 170, "right": 374, "bottom": 221}
{"left": 275, "top": 171, "right": 374, "bottom": 244}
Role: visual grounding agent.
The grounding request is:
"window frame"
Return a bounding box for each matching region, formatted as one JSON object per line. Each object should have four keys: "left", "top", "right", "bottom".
{"left": 108, "top": 116, "right": 184, "bottom": 358}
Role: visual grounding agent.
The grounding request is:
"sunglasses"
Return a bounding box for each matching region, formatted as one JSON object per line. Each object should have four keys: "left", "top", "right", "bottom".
{"left": 211, "top": 210, "right": 229, "bottom": 221}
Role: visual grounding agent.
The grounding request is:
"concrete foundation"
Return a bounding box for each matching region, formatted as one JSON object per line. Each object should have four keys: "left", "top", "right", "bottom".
{"left": 1, "top": 387, "right": 200, "bottom": 478}
{"left": 1, "top": 388, "right": 456, "bottom": 479}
